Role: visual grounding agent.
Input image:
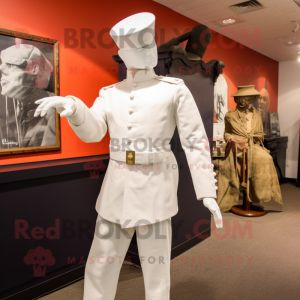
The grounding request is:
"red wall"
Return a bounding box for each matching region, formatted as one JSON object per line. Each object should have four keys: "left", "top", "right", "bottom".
{"left": 0, "top": 0, "right": 278, "bottom": 166}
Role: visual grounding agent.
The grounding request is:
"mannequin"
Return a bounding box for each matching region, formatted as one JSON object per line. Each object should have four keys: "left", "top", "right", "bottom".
{"left": 35, "top": 12, "right": 222, "bottom": 300}
{"left": 157, "top": 24, "right": 225, "bottom": 67}
{"left": 217, "top": 85, "right": 283, "bottom": 213}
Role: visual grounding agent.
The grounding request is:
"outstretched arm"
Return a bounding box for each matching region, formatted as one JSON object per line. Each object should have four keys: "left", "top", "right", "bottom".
{"left": 35, "top": 88, "right": 107, "bottom": 143}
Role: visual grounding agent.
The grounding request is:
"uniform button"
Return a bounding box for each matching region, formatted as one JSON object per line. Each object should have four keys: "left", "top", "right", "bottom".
{"left": 132, "top": 83, "right": 137, "bottom": 88}
{"left": 130, "top": 96, "right": 134, "bottom": 100}
{"left": 129, "top": 108, "right": 134, "bottom": 114}
{"left": 127, "top": 124, "right": 132, "bottom": 130}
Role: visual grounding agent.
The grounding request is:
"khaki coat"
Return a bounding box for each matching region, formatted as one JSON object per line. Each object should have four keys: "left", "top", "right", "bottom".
{"left": 217, "top": 107, "right": 283, "bottom": 212}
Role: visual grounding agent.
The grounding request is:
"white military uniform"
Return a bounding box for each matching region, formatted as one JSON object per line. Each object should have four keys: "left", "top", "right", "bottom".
{"left": 68, "top": 68, "right": 217, "bottom": 228}
{"left": 67, "top": 68, "right": 216, "bottom": 300}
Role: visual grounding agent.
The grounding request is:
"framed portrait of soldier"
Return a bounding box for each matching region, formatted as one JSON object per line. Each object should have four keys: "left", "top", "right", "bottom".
{"left": 269, "top": 112, "right": 280, "bottom": 137}
{"left": 253, "top": 78, "right": 270, "bottom": 136}
{"left": 0, "top": 28, "right": 60, "bottom": 155}
{"left": 212, "top": 74, "right": 228, "bottom": 157}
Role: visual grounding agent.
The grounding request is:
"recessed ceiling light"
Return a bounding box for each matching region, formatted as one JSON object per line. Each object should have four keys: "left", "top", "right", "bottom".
{"left": 213, "top": 16, "right": 244, "bottom": 27}
{"left": 223, "top": 18, "right": 236, "bottom": 25}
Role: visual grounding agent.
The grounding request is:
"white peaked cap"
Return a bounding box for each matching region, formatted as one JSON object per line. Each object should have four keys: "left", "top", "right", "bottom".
{"left": 110, "top": 12, "right": 156, "bottom": 50}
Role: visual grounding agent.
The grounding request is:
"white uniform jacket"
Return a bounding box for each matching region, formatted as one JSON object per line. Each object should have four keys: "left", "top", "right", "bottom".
{"left": 67, "top": 68, "right": 217, "bottom": 228}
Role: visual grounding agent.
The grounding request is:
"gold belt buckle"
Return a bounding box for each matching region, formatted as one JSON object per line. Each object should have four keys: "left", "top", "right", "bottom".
{"left": 126, "top": 150, "right": 135, "bottom": 165}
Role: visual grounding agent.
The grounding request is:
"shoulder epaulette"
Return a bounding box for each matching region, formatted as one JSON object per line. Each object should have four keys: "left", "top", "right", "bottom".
{"left": 102, "top": 80, "right": 123, "bottom": 90}
{"left": 155, "top": 76, "right": 183, "bottom": 85}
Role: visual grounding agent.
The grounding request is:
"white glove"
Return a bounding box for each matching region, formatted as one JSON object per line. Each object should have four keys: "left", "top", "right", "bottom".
{"left": 34, "top": 96, "right": 77, "bottom": 118}
{"left": 202, "top": 171, "right": 223, "bottom": 228}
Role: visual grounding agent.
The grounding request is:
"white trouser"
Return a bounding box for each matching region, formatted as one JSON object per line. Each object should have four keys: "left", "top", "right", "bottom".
{"left": 83, "top": 215, "right": 172, "bottom": 300}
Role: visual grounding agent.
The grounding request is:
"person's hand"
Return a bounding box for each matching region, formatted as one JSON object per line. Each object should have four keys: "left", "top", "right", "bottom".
{"left": 34, "top": 96, "right": 77, "bottom": 118}
{"left": 203, "top": 198, "right": 223, "bottom": 228}
{"left": 202, "top": 171, "right": 222, "bottom": 228}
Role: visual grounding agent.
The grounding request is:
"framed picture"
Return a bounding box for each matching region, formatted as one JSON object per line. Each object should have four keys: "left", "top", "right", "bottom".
{"left": 0, "top": 28, "right": 60, "bottom": 155}
{"left": 253, "top": 78, "right": 271, "bottom": 136}
{"left": 269, "top": 112, "right": 280, "bottom": 137}
{"left": 213, "top": 74, "right": 228, "bottom": 158}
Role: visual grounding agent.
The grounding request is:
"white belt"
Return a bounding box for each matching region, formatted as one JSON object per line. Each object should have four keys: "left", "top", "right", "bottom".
{"left": 109, "top": 145, "right": 171, "bottom": 165}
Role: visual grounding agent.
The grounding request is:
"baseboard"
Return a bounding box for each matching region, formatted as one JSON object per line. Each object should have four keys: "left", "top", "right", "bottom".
{"left": 171, "top": 227, "right": 211, "bottom": 259}
{"left": 284, "top": 178, "right": 299, "bottom": 187}
{"left": 285, "top": 178, "right": 296, "bottom": 182}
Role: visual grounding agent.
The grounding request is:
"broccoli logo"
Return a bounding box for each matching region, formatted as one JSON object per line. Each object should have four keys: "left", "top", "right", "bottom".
{"left": 24, "top": 247, "right": 55, "bottom": 277}
{"left": 83, "top": 160, "right": 107, "bottom": 179}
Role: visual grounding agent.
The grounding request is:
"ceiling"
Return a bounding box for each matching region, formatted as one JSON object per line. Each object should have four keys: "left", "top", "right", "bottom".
{"left": 153, "top": 0, "right": 300, "bottom": 61}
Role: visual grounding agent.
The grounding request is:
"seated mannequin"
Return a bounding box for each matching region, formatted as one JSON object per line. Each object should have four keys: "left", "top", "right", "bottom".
{"left": 217, "top": 85, "right": 283, "bottom": 212}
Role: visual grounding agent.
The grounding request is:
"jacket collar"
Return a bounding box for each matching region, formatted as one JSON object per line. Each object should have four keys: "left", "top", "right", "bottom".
{"left": 126, "top": 68, "right": 157, "bottom": 85}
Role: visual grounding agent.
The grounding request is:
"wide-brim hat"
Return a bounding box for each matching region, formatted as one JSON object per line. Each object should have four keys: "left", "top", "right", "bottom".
{"left": 232, "top": 85, "right": 260, "bottom": 97}
{"left": 110, "top": 12, "right": 155, "bottom": 51}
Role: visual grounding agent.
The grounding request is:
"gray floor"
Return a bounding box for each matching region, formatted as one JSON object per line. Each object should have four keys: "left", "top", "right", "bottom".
{"left": 40, "top": 182, "right": 300, "bottom": 300}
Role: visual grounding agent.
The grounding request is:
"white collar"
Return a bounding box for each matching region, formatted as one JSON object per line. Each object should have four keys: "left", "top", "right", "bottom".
{"left": 126, "top": 68, "right": 157, "bottom": 84}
